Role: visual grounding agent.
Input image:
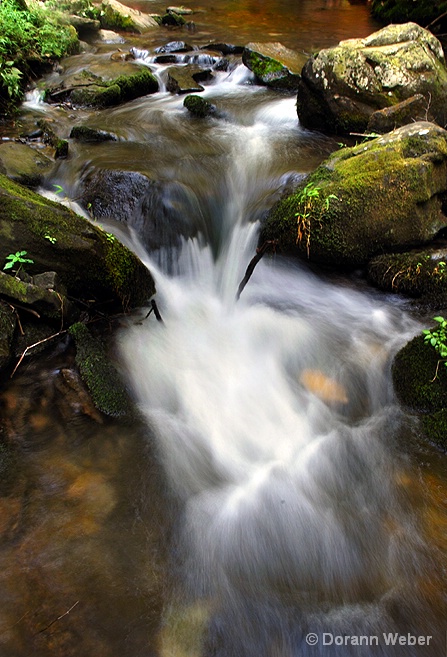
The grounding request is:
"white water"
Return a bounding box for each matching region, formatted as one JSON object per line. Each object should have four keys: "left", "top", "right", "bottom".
{"left": 117, "top": 89, "right": 442, "bottom": 655}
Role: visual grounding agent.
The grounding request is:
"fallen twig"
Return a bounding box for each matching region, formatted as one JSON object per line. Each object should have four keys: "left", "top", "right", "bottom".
{"left": 236, "top": 240, "right": 277, "bottom": 300}
{"left": 10, "top": 330, "right": 67, "bottom": 378}
{"left": 35, "top": 600, "right": 79, "bottom": 635}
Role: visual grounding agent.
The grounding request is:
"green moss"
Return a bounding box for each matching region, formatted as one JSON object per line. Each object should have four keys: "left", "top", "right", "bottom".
{"left": 421, "top": 409, "right": 447, "bottom": 450}
{"left": 183, "top": 94, "right": 214, "bottom": 118}
{"left": 368, "top": 250, "right": 447, "bottom": 298}
{"left": 100, "top": 4, "right": 134, "bottom": 30}
{"left": 69, "top": 322, "right": 132, "bottom": 418}
{"left": 68, "top": 69, "right": 158, "bottom": 107}
{"left": 70, "top": 83, "right": 121, "bottom": 107}
{"left": 0, "top": 301, "right": 16, "bottom": 371}
{"left": 392, "top": 334, "right": 447, "bottom": 412}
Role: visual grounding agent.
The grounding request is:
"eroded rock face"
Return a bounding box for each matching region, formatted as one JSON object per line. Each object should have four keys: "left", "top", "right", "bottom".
{"left": 260, "top": 122, "right": 447, "bottom": 267}
{"left": 297, "top": 23, "right": 447, "bottom": 134}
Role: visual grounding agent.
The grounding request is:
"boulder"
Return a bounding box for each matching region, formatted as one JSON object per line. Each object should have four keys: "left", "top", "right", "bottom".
{"left": 242, "top": 42, "right": 306, "bottom": 91}
{"left": 183, "top": 94, "right": 216, "bottom": 117}
{"left": 260, "top": 122, "right": 447, "bottom": 267}
{"left": 80, "top": 168, "right": 200, "bottom": 250}
{"left": 70, "top": 126, "right": 118, "bottom": 142}
{"left": 100, "top": 0, "right": 160, "bottom": 33}
{"left": 154, "top": 41, "right": 193, "bottom": 53}
{"left": 296, "top": 23, "right": 447, "bottom": 134}
{"left": 0, "top": 143, "right": 53, "bottom": 187}
{"left": 37, "top": 119, "right": 69, "bottom": 158}
{"left": 0, "top": 174, "right": 155, "bottom": 311}
{"left": 160, "top": 10, "right": 186, "bottom": 26}
{"left": 166, "top": 65, "right": 212, "bottom": 94}
{"left": 366, "top": 94, "right": 427, "bottom": 134}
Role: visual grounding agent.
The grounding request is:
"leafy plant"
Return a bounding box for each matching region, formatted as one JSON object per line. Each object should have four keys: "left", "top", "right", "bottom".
{"left": 423, "top": 316, "right": 447, "bottom": 372}
{"left": 3, "top": 250, "right": 34, "bottom": 274}
{"left": 105, "top": 232, "right": 116, "bottom": 243}
{"left": 0, "top": 60, "right": 22, "bottom": 99}
{"left": 294, "top": 182, "right": 338, "bottom": 258}
{"left": 44, "top": 234, "right": 57, "bottom": 244}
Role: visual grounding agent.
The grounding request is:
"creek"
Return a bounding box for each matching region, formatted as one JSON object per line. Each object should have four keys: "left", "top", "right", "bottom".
{"left": 0, "top": 1, "right": 447, "bottom": 656}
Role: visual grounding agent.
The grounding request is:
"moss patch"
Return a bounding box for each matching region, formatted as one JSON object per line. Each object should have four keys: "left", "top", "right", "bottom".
{"left": 69, "top": 322, "right": 132, "bottom": 418}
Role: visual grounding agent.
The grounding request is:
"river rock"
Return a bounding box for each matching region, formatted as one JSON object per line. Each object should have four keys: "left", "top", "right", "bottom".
{"left": 368, "top": 247, "right": 447, "bottom": 304}
{"left": 260, "top": 122, "right": 447, "bottom": 267}
{"left": 366, "top": 94, "right": 427, "bottom": 134}
{"left": 160, "top": 9, "right": 186, "bottom": 26}
{"left": 167, "top": 6, "right": 193, "bottom": 14}
{"left": 296, "top": 23, "right": 447, "bottom": 135}
{"left": 166, "top": 65, "right": 212, "bottom": 93}
{"left": 183, "top": 94, "right": 216, "bottom": 117}
{"left": 0, "top": 143, "right": 53, "bottom": 187}
{"left": 203, "top": 43, "right": 244, "bottom": 55}
{"left": 70, "top": 126, "right": 118, "bottom": 142}
{"left": 81, "top": 168, "right": 200, "bottom": 250}
{"left": 392, "top": 332, "right": 447, "bottom": 450}
{"left": 155, "top": 41, "right": 193, "bottom": 53}
{"left": 242, "top": 42, "right": 305, "bottom": 90}
{"left": 100, "top": 0, "right": 159, "bottom": 33}
{"left": 0, "top": 174, "right": 155, "bottom": 311}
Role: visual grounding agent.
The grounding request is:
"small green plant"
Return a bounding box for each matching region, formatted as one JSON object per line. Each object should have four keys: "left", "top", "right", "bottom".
{"left": 294, "top": 182, "right": 338, "bottom": 257}
{"left": 423, "top": 316, "right": 447, "bottom": 374}
{"left": 44, "top": 234, "right": 57, "bottom": 244}
{"left": 0, "top": 60, "right": 22, "bottom": 99}
{"left": 3, "top": 250, "right": 34, "bottom": 275}
{"left": 105, "top": 232, "right": 116, "bottom": 243}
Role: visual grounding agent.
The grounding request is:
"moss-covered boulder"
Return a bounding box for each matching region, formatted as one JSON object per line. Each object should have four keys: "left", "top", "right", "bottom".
{"left": 392, "top": 331, "right": 447, "bottom": 449}
{"left": 0, "top": 270, "right": 73, "bottom": 324}
{"left": 183, "top": 94, "right": 216, "bottom": 117}
{"left": 260, "top": 122, "right": 447, "bottom": 267}
{"left": 0, "top": 143, "right": 54, "bottom": 187}
{"left": 296, "top": 23, "right": 447, "bottom": 134}
{"left": 69, "top": 322, "right": 132, "bottom": 418}
{"left": 368, "top": 247, "right": 447, "bottom": 303}
{"left": 47, "top": 67, "right": 158, "bottom": 108}
{"left": 0, "top": 174, "right": 155, "bottom": 311}
{"left": 242, "top": 42, "right": 305, "bottom": 91}
{"left": 69, "top": 125, "right": 118, "bottom": 142}
{"left": 100, "top": 0, "right": 160, "bottom": 33}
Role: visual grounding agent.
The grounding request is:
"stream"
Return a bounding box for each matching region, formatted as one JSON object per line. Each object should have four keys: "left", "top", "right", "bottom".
{"left": 1, "top": 1, "right": 447, "bottom": 656}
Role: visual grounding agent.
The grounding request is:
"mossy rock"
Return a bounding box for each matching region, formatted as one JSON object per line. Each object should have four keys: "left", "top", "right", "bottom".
{"left": 0, "top": 142, "right": 54, "bottom": 188}
{"left": 242, "top": 42, "right": 305, "bottom": 91}
{"left": 421, "top": 409, "right": 447, "bottom": 450}
{"left": 69, "top": 322, "right": 132, "bottom": 418}
{"left": 100, "top": 0, "right": 160, "bottom": 32}
{"left": 0, "top": 174, "right": 155, "bottom": 311}
{"left": 166, "top": 65, "right": 212, "bottom": 94}
{"left": 260, "top": 122, "right": 447, "bottom": 267}
{"left": 70, "top": 125, "right": 118, "bottom": 142}
{"left": 297, "top": 23, "right": 447, "bottom": 134}
{"left": 183, "top": 94, "right": 215, "bottom": 117}
{"left": 0, "top": 301, "right": 16, "bottom": 372}
{"left": 367, "top": 247, "right": 447, "bottom": 302}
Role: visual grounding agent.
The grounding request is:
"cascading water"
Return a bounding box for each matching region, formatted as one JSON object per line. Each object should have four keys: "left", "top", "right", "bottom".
{"left": 118, "top": 86, "right": 444, "bottom": 655}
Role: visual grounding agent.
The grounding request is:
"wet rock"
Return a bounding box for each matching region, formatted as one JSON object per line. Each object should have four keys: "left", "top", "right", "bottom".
{"left": 203, "top": 42, "right": 244, "bottom": 55}
{"left": 0, "top": 174, "right": 155, "bottom": 311}
{"left": 155, "top": 40, "right": 193, "bottom": 53}
{"left": 80, "top": 168, "right": 199, "bottom": 250}
{"left": 367, "top": 247, "right": 447, "bottom": 303}
{"left": 0, "top": 301, "right": 16, "bottom": 372}
{"left": 260, "top": 122, "right": 447, "bottom": 267}
{"left": 160, "top": 10, "right": 186, "bottom": 26}
{"left": 242, "top": 42, "right": 305, "bottom": 91}
{"left": 37, "top": 119, "right": 69, "bottom": 159}
{"left": 96, "top": 28, "right": 125, "bottom": 43}
{"left": 0, "top": 142, "right": 53, "bottom": 187}
{"left": 166, "top": 64, "right": 212, "bottom": 93}
{"left": 70, "top": 125, "right": 118, "bottom": 142}
{"left": 392, "top": 332, "right": 447, "bottom": 449}
{"left": 167, "top": 5, "right": 193, "bottom": 14}
{"left": 366, "top": 94, "right": 427, "bottom": 134}
{"left": 66, "top": 68, "right": 158, "bottom": 108}
{"left": 110, "top": 48, "right": 135, "bottom": 61}
{"left": 100, "top": 0, "right": 160, "bottom": 33}
{"left": 68, "top": 14, "right": 101, "bottom": 36}
{"left": 69, "top": 322, "right": 132, "bottom": 418}
{"left": 0, "top": 270, "right": 73, "bottom": 324}
{"left": 297, "top": 23, "right": 447, "bottom": 135}
{"left": 183, "top": 94, "right": 216, "bottom": 117}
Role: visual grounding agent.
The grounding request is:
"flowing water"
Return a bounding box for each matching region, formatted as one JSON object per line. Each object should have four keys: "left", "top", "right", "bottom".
{"left": 1, "top": 1, "right": 447, "bottom": 656}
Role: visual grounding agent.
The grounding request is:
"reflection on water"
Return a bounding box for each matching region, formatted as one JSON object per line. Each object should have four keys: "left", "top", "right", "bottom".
{"left": 0, "top": 0, "right": 446, "bottom": 655}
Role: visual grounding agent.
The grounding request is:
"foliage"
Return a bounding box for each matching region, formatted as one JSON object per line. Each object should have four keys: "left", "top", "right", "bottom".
{"left": 423, "top": 316, "right": 447, "bottom": 367}
{"left": 3, "top": 250, "right": 34, "bottom": 274}
{"left": 294, "top": 182, "right": 338, "bottom": 258}
{"left": 370, "top": 0, "right": 447, "bottom": 29}
{"left": 0, "top": 0, "right": 78, "bottom": 108}
{"left": 46, "top": 0, "right": 101, "bottom": 20}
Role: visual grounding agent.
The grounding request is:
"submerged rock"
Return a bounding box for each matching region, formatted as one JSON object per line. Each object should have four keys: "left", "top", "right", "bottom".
{"left": 242, "top": 42, "right": 305, "bottom": 91}
{"left": 260, "top": 122, "right": 447, "bottom": 267}
{"left": 0, "top": 143, "right": 53, "bottom": 187}
{"left": 297, "top": 23, "right": 447, "bottom": 134}
{"left": 70, "top": 126, "right": 118, "bottom": 142}
{"left": 0, "top": 174, "right": 155, "bottom": 311}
